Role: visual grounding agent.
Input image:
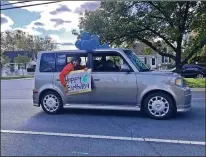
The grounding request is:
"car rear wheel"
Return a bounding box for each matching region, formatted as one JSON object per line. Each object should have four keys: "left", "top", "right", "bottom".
{"left": 40, "top": 91, "right": 63, "bottom": 114}
{"left": 196, "top": 73, "right": 204, "bottom": 78}
{"left": 143, "top": 92, "right": 175, "bottom": 119}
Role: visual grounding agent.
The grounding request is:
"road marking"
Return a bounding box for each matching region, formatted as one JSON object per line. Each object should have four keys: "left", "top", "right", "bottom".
{"left": 72, "top": 151, "right": 89, "bottom": 155}
{"left": 1, "top": 130, "right": 205, "bottom": 146}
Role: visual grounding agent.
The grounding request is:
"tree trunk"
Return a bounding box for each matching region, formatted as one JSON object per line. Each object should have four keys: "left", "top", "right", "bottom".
{"left": 175, "top": 47, "right": 182, "bottom": 74}
{"left": 175, "top": 33, "right": 183, "bottom": 74}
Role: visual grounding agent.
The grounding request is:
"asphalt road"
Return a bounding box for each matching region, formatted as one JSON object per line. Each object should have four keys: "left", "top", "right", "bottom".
{"left": 1, "top": 79, "right": 206, "bottom": 156}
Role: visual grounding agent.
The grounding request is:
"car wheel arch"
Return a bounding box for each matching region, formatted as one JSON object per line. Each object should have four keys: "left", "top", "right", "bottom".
{"left": 39, "top": 89, "right": 64, "bottom": 106}
{"left": 140, "top": 89, "right": 177, "bottom": 111}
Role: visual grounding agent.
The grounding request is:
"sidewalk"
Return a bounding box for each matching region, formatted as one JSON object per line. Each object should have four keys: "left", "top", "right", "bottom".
{"left": 1, "top": 76, "right": 34, "bottom": 80}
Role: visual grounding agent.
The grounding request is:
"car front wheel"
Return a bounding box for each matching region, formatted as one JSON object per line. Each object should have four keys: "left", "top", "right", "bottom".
{"left": 143, "top": 92, "right": 175, "bottom": 119}
{"left": 40, "top": 91, "right": 63, "bottom": 114}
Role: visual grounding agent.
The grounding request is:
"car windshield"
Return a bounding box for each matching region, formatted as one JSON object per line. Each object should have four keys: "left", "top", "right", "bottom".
{"left": 123, "top": 50, "right": 150, "bottom": 72}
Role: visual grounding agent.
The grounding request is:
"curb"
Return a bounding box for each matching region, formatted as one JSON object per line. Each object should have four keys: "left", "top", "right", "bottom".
{"left": 22, "top": 78, "right": 34, "bottom": 80}
{"left": 191, "top": 88, "right": 205, "bottom": 92}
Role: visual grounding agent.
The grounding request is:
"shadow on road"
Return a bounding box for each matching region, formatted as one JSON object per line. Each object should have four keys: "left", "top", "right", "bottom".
{"left": 30, "top": 108, "right": 198, "bottom": 120}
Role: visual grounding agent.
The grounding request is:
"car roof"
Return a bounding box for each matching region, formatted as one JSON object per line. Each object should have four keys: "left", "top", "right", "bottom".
{"left": 39, "top": 48, "right": 129, "bottom": 54}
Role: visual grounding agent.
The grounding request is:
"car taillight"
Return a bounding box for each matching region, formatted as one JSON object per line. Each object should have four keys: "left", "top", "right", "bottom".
{"left": 33, "top": 89, "right": 38, "bottom": 94}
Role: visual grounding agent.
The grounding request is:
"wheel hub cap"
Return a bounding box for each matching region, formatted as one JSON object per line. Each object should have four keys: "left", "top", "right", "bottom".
{"left": 148, "top": 96, "right": 170, "bottom": 117}
{"left": 152, "top": 100, "right": 165, "bottom": 112}
{"left": 43, "top": 94, "right": 59, "bottom": 112}
{"left": 46, "top": 98, "right": 56, "bottom": 107}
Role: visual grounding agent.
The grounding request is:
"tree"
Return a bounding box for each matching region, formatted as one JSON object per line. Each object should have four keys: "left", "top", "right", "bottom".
{"left": 1, "top": 30, "right": 57, "bottom": 60}
{"left": 1, "top": 31, "right": 18, "bottom": 51}
{"left": 20, "top": 35, "right": 57, "bottom": 59}
{"left": 184, "top": 11, "right": 206, "bottom": 63}
{"left": 14, "top": 54, "right": 30, "bottom": 76}
{"left": 1, "top": 55, "right": 11, "bottom": 68}
{"left": 142, "top": 47, "right": 153, "bottom": 55}
{"left": 79, "top": 1, "right": 206, "bottom": 73}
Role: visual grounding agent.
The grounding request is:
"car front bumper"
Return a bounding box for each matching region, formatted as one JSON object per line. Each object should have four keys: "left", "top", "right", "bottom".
{"left": 176, "top": 87, "right": 192, "bottom": 112}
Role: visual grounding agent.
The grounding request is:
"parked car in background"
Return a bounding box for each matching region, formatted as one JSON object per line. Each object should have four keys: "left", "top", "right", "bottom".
{"left": 170, "top": 64, "right": 206, "bottom": 78}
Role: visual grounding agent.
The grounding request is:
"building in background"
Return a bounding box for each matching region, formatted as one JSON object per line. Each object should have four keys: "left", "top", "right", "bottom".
{"left": 131, "top": 42, "right": 173, "bottom": 70}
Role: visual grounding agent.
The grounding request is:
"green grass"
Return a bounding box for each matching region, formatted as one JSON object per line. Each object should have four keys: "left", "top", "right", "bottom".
{"left": 184, "top": 78, "right": 206, "bottom": 88}
{"left": 1, "top": 75, "right": 34, "bottom": 80}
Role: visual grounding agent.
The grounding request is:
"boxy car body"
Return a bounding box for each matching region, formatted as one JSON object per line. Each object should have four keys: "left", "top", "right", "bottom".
{"left": 32, "top": 48, "right": 192, "bottom": 119}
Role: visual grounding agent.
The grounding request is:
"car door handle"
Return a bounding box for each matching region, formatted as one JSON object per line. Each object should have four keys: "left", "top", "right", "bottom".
{"left": 93, "top": 78, "right": 100, "bottom": 81}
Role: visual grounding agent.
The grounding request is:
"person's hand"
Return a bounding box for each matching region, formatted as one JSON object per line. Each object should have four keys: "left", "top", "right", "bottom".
{"left": 84, "top": 67, "right": 88, "bottom": 71}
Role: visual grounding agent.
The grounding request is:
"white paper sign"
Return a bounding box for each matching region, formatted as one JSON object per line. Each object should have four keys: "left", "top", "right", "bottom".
{"left": 66, "top": 69, "right": 92, "bottom": 95}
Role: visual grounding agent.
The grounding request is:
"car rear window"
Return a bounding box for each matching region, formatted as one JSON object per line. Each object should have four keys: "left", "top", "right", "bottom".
{"left": 39, "top": 53, "right": 56, "bottom": 72}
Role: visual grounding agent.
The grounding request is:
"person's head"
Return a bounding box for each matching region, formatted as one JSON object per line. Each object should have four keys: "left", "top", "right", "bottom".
{"left": 71, "top": 56, "right": 81, "bottom": 67}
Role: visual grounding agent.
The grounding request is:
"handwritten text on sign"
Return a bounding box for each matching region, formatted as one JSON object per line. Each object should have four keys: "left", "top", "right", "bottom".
{"left": 66, "top": 69, "right": 92, "bottom": 95}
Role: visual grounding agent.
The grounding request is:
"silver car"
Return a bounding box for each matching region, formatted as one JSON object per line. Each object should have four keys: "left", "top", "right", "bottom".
{"left": 32, "top": 48, "right": 192, "bottom": 119}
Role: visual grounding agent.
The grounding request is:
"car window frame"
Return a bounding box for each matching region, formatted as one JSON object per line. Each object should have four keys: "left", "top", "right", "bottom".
{"left": 55, "top": 52, "right": 90, "bottom": 72}
{"left": 91, "top": 51, "right": 134, "bottom": 73}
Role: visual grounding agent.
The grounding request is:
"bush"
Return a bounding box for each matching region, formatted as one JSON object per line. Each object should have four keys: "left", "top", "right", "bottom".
{"left": 184, "top": 78, "right": 206, "bottom": 88}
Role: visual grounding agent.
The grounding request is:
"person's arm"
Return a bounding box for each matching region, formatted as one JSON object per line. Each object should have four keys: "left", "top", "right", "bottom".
{"left": 59, "top": 63, "right": 74, "bottom": 87}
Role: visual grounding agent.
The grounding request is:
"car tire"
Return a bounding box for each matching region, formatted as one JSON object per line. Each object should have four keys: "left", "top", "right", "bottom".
{"left": 143, "top": 92, "right": 175, "bottom": 119}
{"left": 40, "top": 91, "right": 63, "bottom": 114}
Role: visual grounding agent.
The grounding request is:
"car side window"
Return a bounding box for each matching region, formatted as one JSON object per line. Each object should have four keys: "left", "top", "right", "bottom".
{"left": 56, "top": 54, "right": 66, "bottom": 72}
{"left": 66, "top": 55, "right": 88, "bottom": 67}
{"left": 39, "top": 53, "right": 55, "bottom": 72}
{"left": 92, "top": 52, "right": 131, "bottom": 72}
{"left": 56, "top": 53, "right": 88, "bottom": 72}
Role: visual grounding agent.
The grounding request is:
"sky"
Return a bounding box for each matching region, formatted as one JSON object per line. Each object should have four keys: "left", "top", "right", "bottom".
{"left": 1, "top": 1, "right": 101, "bottom": 50}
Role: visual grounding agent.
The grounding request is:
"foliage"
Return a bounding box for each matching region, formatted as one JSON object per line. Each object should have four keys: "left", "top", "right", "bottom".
{"left": 184, "top": 78, "right": 206, "bottom": 88}
{"left": 109, "top": 56, "right": 121, "bottom": 65}
{"left": 14, "top": 54, "right": 30, "bottom": 69}
{"left": 1, "top": 30, "right": 57, "bottom": 59}
{"left": 78, "top": 1, "right": 206, "bottom": 73}
{"left": 1, "top": 55, "right": 11, "bottom": 67}
{"left": 142, "top": 47, "right": 153, "bottom": 55}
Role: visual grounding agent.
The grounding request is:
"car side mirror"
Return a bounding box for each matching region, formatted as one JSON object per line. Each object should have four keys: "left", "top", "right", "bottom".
{"left": 121, "top": 64, "right": 130, "bottom": 72}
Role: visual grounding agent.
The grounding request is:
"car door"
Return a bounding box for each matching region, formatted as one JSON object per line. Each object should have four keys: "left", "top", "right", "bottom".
{"left": 89, "top": 51, "right": 137, "bottom": 106}
{"left": 53, "top": 52, "right": 90, "bottom": 104}
{"left": 182, "top": 65, "right": 198, "bottom": 78}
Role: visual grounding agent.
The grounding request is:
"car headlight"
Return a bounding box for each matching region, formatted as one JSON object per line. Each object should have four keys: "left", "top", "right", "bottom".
{"left": 175, "top": 78, "right": 183, "bottom": 86}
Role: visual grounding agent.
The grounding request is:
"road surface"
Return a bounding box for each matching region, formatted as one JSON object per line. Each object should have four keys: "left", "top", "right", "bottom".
{"left": 1, "top": 79, "right": 205, "bottom": 156}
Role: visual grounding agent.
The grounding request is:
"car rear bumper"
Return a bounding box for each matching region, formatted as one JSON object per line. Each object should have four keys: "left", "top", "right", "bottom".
{"left": 33, "top": 102, "right": 40, "bottom": 107}
{"left": 33, "top": 89, "right": 40, "bottom": 107}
